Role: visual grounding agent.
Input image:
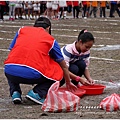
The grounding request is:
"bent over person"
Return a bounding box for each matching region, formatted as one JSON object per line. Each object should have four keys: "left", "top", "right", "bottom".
{"left": 60, "top": 29, "right": 95, "bottom": 87}
{"left": 4, "top": 17, "right": 77, "bottom": 104}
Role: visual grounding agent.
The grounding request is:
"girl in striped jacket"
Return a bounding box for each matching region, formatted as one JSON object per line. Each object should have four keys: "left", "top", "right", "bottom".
{"left": 60, "top": 29, "right": 95, "bottom": 87}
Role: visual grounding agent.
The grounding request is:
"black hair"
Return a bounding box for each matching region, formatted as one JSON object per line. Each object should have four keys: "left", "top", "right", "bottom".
{"left": 79, "top": 29, "right": 86, "bottom": 36}
{"left": 78, "top": 30, "right": 95, "bottom": 43}
{"left": 34, "top": 17, "right": 51, "bottom": 34}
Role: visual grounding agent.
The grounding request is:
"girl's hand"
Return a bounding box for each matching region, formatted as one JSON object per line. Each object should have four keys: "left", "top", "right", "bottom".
{"left": 80, "top": 77, "right": 91, "bottom": 85}
{"left": 87, "top": 78, "right": 95, "bottom": 85}
{"left": 66, "top": 82, "right": 77, "bottom": 92}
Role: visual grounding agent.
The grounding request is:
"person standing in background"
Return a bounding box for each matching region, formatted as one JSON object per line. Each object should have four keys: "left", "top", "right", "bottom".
{"left": 72, "top": 1, "right": 80, "bottom": 19}
{"left": 33, "top": 1, "right": 40, "bottom": 20}
{"left": 0, "top": 1, "right": 6, "bottom": 21}
{"left": 109, "top": 1, "right": 120, "bottom": 17}
{"left": 117, "top": 1, "right": 120, "bottom": 9}
{"left": 45, "top": 1, "right": 52, "bottom": 19}
{"left": 99, "top": 1, "right": 106, "bottom": 18}
{"left": 90, "top": 1, "right": 98, "bottom": 18}
{"left": 9, "top": 1, "right": 16, "bottom": 21}
{"left": 66, "top": 1, "right": 72, "bottom": 14}
{"left": 26, "top": 1, "right": 34, "bottom": 20}
{"left": 58, "top": 0, "right": 67, "bottom": 19}
{"left": 15, "top": 1, "right": 23, "bottom": 19}
{"left": 81, "top": 1, "right": 87, "bottom": 18}
{"left": 86, "top": 1, "right": 91, "bottom": 18}
{"left": 52, "top": 1, "right": 59, "bottom": 20}
{"left": 40, "top": 1, "right": 47, "bottom": 15}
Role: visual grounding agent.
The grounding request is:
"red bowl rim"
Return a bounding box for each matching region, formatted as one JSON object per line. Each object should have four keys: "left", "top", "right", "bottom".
{"left": 79, "top": 84, "right": 106, "bottom": 90}
{"left": 58, "top": 87, "right": 86, "bottom": 96}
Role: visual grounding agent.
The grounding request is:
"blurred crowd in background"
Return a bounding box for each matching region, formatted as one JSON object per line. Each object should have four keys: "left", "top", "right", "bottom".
{"left": 0, "top": 1, "right": 120, "bottom": 21}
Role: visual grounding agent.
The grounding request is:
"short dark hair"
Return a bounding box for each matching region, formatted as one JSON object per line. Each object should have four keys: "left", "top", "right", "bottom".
{"left": 78, "top": 31, "right": 95, "bottom": 43}
{"left": 34, "top": 17, "right": 51, "bottom": 34}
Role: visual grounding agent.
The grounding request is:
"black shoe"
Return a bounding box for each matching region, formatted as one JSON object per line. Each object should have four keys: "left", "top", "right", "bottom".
{"left": 109, "top": 15, "right": 115, "bottom": 17}
{"left": 19, "top": 17, "right": 24, "bottom": 19}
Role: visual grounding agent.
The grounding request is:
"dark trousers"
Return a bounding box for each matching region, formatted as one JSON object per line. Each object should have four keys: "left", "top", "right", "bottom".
{"left": 60, "top": 60, "right": 86, "bottom": 86}
{"left": 59, "top": 7, "right": 68, "bottom": 18}
{"left": 82, "top": 5, "right": 87, "bottom": 17}
{"left": 86, "top": 7, "right": 90, "bottom": 17}
{"left": 109, "top": 3, "right": 120, "bottom": 17}
{"left": 40, "top": 4, "right": 47, "bottom": 15}
{"left": 90, "top": 7, "right": 98, "bottom": 17}
{"left": 0, "top": 5, "right": 4, "bottom": 20}
{"left": 73, "top": 6, "right": 80, "bottom": 18}
{"left": 5, "top": 73, "right": 55, "bottom": 98}
{"left": 100, "top": 7, "right": 106, "bottom": 17}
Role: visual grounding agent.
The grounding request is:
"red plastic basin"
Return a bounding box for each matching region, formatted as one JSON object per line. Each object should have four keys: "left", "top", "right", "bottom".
{"left": 79, "top": 84, "right": 106, "bottom": 95}
{"left": 58, "top": 87, "right": 86, "bottom": 97}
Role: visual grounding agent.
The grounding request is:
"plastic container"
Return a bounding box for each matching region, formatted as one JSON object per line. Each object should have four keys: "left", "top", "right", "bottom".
{"left": 79, "top": 84, "right": 106, "bottom": 95}
{"left": 58, "top": 87, "right": 86, "bottom": 97}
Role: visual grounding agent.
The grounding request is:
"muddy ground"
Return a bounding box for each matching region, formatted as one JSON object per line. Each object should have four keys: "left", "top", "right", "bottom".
{"left": 0, "top": 12, "right": 120, "bottom": 119}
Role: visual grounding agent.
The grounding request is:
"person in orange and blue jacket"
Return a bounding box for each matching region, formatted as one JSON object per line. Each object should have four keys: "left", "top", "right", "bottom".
{"left": 4, "top": 17, "right": 77, "bottom": 105}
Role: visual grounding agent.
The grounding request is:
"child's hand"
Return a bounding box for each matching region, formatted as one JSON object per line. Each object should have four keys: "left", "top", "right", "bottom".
{"left": 87, "top": 78, "right": 95, "bottom": 85}
{"left": 80, "top": 77, "right": 91, "bottom": 85}
{"left": 66, "top": 82, "right": 77, "bottom": 92}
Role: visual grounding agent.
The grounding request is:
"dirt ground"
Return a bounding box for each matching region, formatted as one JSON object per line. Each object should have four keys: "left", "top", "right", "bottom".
{"left": 0, "top": 12, "right": 120, "bottom": 119}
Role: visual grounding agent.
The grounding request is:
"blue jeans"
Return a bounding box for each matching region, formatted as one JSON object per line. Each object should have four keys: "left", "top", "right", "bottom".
{"left": 60, "top": 60, "right": 86, "bottom": 86}
{"left": 5, "top": 73, "right": 55, "bottom": 98}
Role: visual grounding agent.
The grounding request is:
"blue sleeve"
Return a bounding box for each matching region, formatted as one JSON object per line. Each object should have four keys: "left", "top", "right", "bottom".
{"left": 9, "top": 32, "right": 19, "bottom": 50}
{"left": 49, "top": 40, "right": 64, "bottom": 62}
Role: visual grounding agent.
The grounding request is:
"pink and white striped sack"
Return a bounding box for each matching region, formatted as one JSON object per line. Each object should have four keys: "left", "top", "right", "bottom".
{"left": 99, "top": 93, "right": 120, "bottom": 112}
{"left": 41, "top": 81, "right": 80, "bottom": 112}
